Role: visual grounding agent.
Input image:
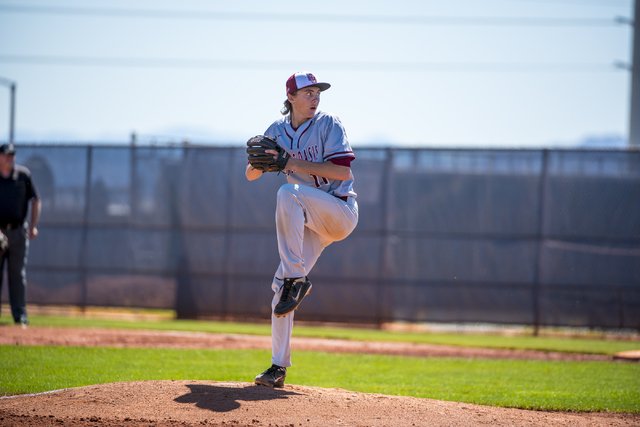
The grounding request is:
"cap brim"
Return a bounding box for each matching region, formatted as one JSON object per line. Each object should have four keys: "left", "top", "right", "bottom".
{"left": 314, "top": 83, "right": 331, "bottom": 91}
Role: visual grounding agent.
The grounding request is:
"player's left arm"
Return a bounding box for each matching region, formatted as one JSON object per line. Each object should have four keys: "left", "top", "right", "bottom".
{"left": 27, "top": 197, "right": 41, "bottom": 240}
{"left": 287, "top": 157, "right": 350, "bottom": 181}
{"left": 257, "top": 150, "right": 350, "bottom": 180}
{"left": 258, "top": 148, "right": 350, "bottom": 180}
{"left": 27, "top": 173, "right": 41, "bottom": 240}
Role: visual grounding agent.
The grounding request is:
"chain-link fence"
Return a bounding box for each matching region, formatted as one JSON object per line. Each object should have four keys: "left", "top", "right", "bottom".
{"left": 2, "top": 144, "right": 639, "bottom": 329}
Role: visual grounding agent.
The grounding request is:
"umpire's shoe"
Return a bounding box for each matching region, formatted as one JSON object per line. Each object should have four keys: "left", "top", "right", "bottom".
{"left": 274, "top": 277, "right": 312, "bottom": 318}
{"left": 255, "top": 364, "right": 287, "bottom": 387}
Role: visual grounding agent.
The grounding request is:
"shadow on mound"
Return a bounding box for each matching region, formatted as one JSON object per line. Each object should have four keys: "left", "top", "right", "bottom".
{"left": 174, "top": 383, "right": 302, "bottom": 413}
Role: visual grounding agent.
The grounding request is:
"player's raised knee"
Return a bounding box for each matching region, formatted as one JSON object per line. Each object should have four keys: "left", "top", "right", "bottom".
{"left": 277, "top": 183, "right": 298, "bottom": 201}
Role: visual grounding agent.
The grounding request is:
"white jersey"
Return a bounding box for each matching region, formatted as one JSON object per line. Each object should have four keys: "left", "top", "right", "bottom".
{"left": 264, "top": 110, "right": 357, "bottom": 199}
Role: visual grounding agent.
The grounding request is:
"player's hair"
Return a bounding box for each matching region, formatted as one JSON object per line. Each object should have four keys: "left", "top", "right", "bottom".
{"left": 280, "top": 91, "right": 296, "bottom": 115}
{"left": 280, "top": 99, "right": 292, "bottom": 116}
{"left": 280, "top": 99, "right": 293, "bottom": 116}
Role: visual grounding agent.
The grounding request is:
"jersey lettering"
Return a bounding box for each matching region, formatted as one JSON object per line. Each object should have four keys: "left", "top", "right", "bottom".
{"left": 291, "top": 144, "right": 320, "bottom": 163}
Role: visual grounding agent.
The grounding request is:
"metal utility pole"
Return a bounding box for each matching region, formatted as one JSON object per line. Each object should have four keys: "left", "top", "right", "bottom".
{"left": 630, "top": 0, "right": 640, "bottom": 147}
{"left": 0, "top": 77, "right": 16, "bottom": 144}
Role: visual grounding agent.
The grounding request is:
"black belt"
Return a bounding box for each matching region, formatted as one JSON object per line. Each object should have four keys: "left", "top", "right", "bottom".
{"left": 1, "top": 222, "right": 22, "bottom": 230}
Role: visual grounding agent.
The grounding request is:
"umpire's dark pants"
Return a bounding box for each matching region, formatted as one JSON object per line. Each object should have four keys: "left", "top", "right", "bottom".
{"left": 0, "top": 223, "right": 29, "bottom": 323}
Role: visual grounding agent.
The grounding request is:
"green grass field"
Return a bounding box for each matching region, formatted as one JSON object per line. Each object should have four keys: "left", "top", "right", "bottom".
{"left": 1, "top": 346, "right": 639, "bottom": 413}
{"left": 1, "top": 312, "right": 639, "bottom": 413}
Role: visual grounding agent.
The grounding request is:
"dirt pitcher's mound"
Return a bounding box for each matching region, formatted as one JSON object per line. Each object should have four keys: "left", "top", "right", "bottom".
{"left": 1, "top": 381, "right": 638, "bottom": 427}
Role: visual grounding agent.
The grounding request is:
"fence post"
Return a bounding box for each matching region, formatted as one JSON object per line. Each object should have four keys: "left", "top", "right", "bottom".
{"left": 532, "top": 149, "right": 549, "bottom": 336}
{"left": 79, "top": 145, "right": 93, "bottom": 312}
{"left": 222, "top": 148, "right": 236, "bottom": 319}
{"left": 129, "top": 145, "right": 137, "bottom": 221}
{"left": 174, "top": 145, "right": 195, "bottom": 319}
{"left": 375, "top": 148, "right": 394, "bottom": 326}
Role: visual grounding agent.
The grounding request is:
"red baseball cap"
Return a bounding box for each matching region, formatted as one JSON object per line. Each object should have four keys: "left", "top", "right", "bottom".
{"left": 286, "top": 72, "right": 331, "bottom": 95}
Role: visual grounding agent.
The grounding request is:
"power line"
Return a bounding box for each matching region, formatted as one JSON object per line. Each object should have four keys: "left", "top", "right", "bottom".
{"left": 507, "top": 0, "right": 631, "bottom": 7}
{"left": 0, "top": 4, "right": 627, "bottom": 27}
{"left": 0, "top": 54, "right": 623, "bottom": 73}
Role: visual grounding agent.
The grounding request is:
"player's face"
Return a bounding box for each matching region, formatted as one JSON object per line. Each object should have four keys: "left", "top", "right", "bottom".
{"left": 0, "top": 152, "right": 15, "bottom": 170}
{"left": 289, "top": 86, "right": 321, "bottom": 122}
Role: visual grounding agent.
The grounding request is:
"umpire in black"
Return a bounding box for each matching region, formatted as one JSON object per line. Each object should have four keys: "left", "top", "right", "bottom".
{"left": 0, "top": 143, "right": 41, "bottom": 326}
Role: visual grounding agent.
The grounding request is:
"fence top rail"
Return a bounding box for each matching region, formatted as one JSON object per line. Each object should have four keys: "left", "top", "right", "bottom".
{"left": 8, "top": 142, "right": 640, "bottom": 153}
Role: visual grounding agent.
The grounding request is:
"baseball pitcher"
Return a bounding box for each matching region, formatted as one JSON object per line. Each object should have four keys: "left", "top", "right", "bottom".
{"left": 246, "top": 72, "right": 358, "bottom": 387}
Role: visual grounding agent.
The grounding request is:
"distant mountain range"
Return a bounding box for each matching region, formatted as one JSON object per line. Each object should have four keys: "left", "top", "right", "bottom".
{"left": 575, "top": 134, "right": 627, "bottom": 149}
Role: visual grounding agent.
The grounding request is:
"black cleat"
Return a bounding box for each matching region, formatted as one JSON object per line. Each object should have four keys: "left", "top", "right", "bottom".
{"left": 255, "top": 364, "right": 287, "bottom": 387}
{"left": 274, "top": 277, "right": 312, "bottom": 318}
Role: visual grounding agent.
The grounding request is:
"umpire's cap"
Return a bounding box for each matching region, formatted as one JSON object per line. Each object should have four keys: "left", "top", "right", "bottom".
{"left": 0, "top": 143, "right": 15, "bottom": 154}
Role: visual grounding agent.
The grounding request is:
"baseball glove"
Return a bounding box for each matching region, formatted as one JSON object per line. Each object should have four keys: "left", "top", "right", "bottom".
{"left": 0, "top": 231, "right": 7, "bottom": 254}
{"left": 246, "top": 135, "right": 290, "bottom": 173}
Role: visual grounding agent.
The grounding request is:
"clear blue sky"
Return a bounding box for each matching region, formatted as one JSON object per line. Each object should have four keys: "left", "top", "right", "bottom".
{"left": 0, "top": 0, "right": 634, "bottom": 148}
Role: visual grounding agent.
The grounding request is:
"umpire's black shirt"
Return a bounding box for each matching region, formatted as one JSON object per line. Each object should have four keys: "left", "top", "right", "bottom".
{"left": 0, "top": 165, "right": 40, "bottom": 228}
